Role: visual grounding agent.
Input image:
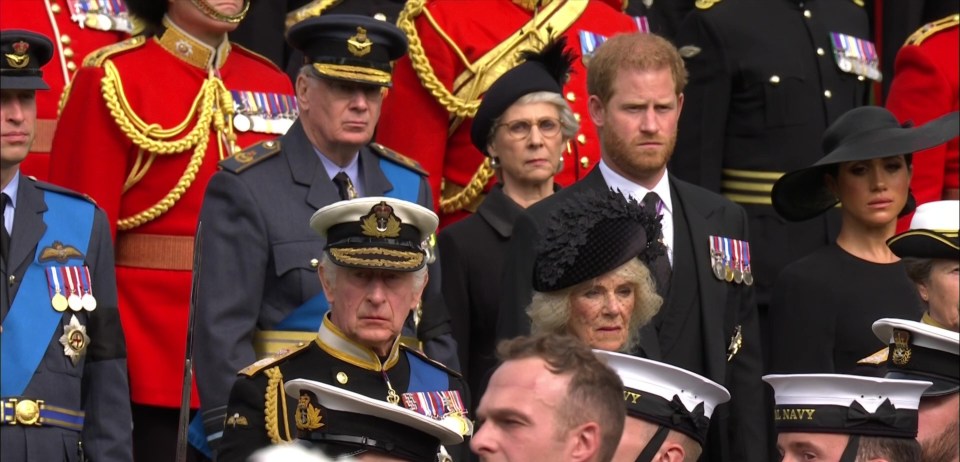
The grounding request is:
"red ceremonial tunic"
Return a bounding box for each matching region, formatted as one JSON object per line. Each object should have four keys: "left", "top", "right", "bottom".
{"left": 0, "top": 0, "right": 128, "bottom": 180}
{"left": 48, "top": 24, "right": 294, "bottom": 408}
{"left": 886, "top": 15, "right": 959, "bottom": 229}
{"left": 376, "top": 0, "right": 638, "bottom": 227}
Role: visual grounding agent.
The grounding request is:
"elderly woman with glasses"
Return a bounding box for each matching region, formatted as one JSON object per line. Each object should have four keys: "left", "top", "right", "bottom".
{"left": 437, "top": 39, "right": 578, "bottom": 409}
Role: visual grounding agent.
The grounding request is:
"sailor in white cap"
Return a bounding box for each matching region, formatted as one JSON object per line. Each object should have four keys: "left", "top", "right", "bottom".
{"left": 219, "top": 197, "right": 470, "bottom": 461}
{"left": 872, "top": 318, "right": 959, "bottom": 462}
{"left": 763, "top": 374, "right": 932, "bottom": 462}
{"left": 280, "top": 378, "right": 464, "bottom": 461}
{"left": 887, "top": 200, "right": 960, "bottom": 332}
{"left": 594, "top": 350, "right": 730, "bottom": 462}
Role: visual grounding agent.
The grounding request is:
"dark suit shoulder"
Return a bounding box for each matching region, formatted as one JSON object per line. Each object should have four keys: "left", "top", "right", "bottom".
{"left": 220, "top": 139, "right": 283, "bottom": 174}
{"left": 31, "top": 177, "right": 98, "bottom": 205}
{"left": 401, "top": 345, "right": 462, "bottom": 378}
{"left": 369, "top": 143, "right": 428, "bottom": 176}
{"left": 239, "top": 341, "right": 312, "bottom": 377}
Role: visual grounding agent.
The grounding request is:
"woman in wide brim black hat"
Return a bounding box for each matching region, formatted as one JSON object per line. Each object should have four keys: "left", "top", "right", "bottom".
{"left": 767, "top": 106, "right": 960, "bottom": 375}
{"left": 888, "top": 200, "right": 960, "bottom": 332}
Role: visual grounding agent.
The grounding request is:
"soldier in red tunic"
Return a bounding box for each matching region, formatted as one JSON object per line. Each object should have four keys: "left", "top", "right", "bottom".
{"left": 886, "top": 14, "right": 959, "bottom": 227}
{"left": 47, "top": 1, "right": 295, "bottom": 460}
{"left": 0, "top": 0, "right": 130, "bottom": 180}
{"left": 376, "top": 0, "right": 640, "bottom": 227}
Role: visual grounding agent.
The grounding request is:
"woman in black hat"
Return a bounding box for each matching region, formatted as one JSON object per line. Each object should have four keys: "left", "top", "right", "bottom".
{"left": 767, "top": 106, "right": 959, "bottom": 374}
{"left": 437, "top": 38, "right": 579, "bottom": 408}
{"left": 527, "top": 188, "right": 664, "bottom": 354}
{"left": 888, "top": 200, "right": 960, "bottom": 332}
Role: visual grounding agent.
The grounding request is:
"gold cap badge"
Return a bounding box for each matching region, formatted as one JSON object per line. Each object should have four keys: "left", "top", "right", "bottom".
{"left": 296, "top": 393, "right": 325, "bottom": 431}
{"left": 360, "top": 201, "right": 402, "bottom": 238}
{"left": 891, "top": 329, "right": 913, "bottom": 366}
{"left": 5, "top": 40, "right": 30, "bottom": 69}
{"left": 347, "top": 26, "right": 372, "bottom": 57}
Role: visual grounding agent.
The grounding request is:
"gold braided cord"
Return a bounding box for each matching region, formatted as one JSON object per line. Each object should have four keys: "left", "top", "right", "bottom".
{"left": 264, "top": 367, "right": 292, "bottom": 444}
{"left": 440, "top": 158, "right": 494, "bottom": 214}
{"left": 398, "top": 0, "right": 480, "bottom": 118}
{"left": 101, "top": 60, "right": 236, "bottom": 230}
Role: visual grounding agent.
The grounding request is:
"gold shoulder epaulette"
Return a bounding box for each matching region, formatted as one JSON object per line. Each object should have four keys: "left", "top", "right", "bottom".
{"left": 239, "top": 341, "right": 311, "bottom": 377}
{"left": 905, "top": 14, "right": 960, "bottom": 46}
{"left": 83, "top": 36, "right": 147, "bottom": 68}
{"left": 220, "top": 140, "right": 282, "bottom": 174}
{"left": 694, "top": 0, "right": 722, "bottom": 10}
{"left": 401, "top": 344, "right": 463, "bottom": 378}
{"left": 857, "top": 347, "right": 889, "bottom": 366}
{"left": 370, "top": 142, "right": 428, "bottom": 176}
{"left": 285, "top": 0, "right": 343, "bottom": 29}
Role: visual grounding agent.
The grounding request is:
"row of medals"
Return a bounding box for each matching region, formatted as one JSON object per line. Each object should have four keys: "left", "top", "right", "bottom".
{"left": 52, "top": 289, "right": 97, "bottom": 312}
{"left": 711, "top": 251, "right": 754, "bottom": 285}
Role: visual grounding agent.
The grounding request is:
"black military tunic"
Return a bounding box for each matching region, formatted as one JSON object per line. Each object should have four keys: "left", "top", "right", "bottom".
{"left": 671, "top": 0, "right": 871, "bottom": 308}
{"left": 218, "top": 315, "right": 469, "bottom": 462}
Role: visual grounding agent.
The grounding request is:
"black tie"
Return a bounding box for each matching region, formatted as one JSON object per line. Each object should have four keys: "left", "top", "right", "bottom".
{"left": 642, "top": 192, "right": 672, "bottom": 297}
{"left": 1, "top": 193, "right": 10, "bottom": 265}
{"left": 332, "top": 172, "right": 357, "bottom": 200}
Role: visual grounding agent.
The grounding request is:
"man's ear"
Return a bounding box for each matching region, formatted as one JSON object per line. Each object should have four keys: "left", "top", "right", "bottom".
{"left": 296, "top": 74, "right": 311, "bottom": 110}
{"left": 317, "top": 264, "right": 335, "bottom": 304}
{"left": 658, "top": 441, "right": 686, "bottom": 462}
{"left": 588, "top": 95, "right": 606, "bottom": 129}
{"left": 569, "top": 422, "right": 601, "bottom": 462}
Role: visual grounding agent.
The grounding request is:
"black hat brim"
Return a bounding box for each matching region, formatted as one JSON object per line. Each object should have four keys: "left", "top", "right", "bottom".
{"left": 0, "top": 75, "right": 49, "bottom": 90}
{"left": 888, "top": 230, "right": 960, "bottom": 260}
{"left": 773, "top": 111, "right": 960, "bottom": 222}
{"left": 885, "top": 371, "right": 959, "bottom": 397}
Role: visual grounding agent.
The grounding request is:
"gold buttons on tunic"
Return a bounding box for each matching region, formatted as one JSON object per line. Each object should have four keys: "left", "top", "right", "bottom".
{"left": 769, "top": 75, "right": 781, "bottom": 85}
{"left": 803, "top": 9, "right": 812, "bottom": 18}
{"left": 573, "top": 113, "right": 581, "bottom": 122}
{"left": 580, "top": 156, "right": 590, "bottom": 168}
{"left": 60, "top": 35, "right": 71, "bottom": 45}
{"left": 577, "top": 134, "right": 586, "bottom": 145}
{"left": 66, "top": 61, "right": 77, "bottom": 72}
{"left": 310, "top": 258, "right": 319, "bottom": 268}
{"left": 63, "top": 48, "right": 75, "bottom": 59}
{"left": 565, "top": 92, "right": 576, "bottom": 102}
{"left": 51, "top": 3, "right": 62, "bottom": 13}
{"left": 336, "top": 372, "right": 348, "bottom": 384}
{"left": 374, "top": 13, "right": 387, "bottom": 21}
{"left": 823, "top": 90, "right": 832, "bottom": 99}
{"left": 816, "top": 47, "right": 825, "bottom": 56}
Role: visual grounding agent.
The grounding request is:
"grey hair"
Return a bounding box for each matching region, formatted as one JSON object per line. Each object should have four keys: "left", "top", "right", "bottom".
{"left": 526, "top": 258, "right": 662, "bottom": 353}
{"left": 485, "top": 91, "right": 580, "bottom": 148}
{"left": 298, "top": 64, "right": 323, "bottom": 80}
{"left": 319, "top": 253, "right": 428, "bottom": 292}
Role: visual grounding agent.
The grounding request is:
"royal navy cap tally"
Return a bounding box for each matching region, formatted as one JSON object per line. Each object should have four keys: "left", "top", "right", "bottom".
{"left": 594, "top": 350, "right": 730, "bottom": 445}
{"left": 873, "top": 318, "right": 960, "bottom": 396}
{"left": 887, "top": 200, "right": 960, "bottom": 260}
{"left": 286, "top": 14, "right": 407, "bottom": 87}
{"left": 763, "top": 373, "right": 931, "bottom": 438}
{"left": 310, "top": 197, "right": 438, "bottom": 272}
{"left": 0, "top": 29, "right": 53, "bottom": 90}
{"left": 283, "top": 378, "right": 462, "bottom": 460}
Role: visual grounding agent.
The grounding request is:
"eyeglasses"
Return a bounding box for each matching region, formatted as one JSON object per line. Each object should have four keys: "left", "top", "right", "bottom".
{"left": 496, "top": 117, "right": 562, "bottom": 140}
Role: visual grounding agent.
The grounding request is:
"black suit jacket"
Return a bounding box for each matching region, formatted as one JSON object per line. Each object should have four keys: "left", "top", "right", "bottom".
{"left": 496, "top": 167, "right": 767, "bottom": 462}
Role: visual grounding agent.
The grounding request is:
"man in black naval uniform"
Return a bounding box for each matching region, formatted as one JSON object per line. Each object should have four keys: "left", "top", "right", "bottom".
{"left": 193, "top": 14, "right": 461, "bottom": 456}
{"left": 0, "top": 29, "right": 132, "bottom": 461}
{"left": 217, "top": 197, "right": 469, "bottom": 462}
{"left": 670, "top": 0, "right": 875, "bottom": 359}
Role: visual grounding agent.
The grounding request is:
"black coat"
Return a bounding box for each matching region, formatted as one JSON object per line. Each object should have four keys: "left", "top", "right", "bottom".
{"left": 438, "top": 185, "right": 524, "bottom": 409}
{"left": 671, "top": 0, "right": 871, "bottom": 307}
{"left": 496, "top": 167, "right": 767, "bottom": 462}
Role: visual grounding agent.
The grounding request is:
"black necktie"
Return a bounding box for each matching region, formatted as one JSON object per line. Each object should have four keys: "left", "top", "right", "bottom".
{"left": 642, "top": 192, "right": 672, "bottom": 297}
{"left": 333, "top": 172, "right": 357, "bottom": 200}
{"left": 1, "top": 193, "right": 10, "bottom": 265}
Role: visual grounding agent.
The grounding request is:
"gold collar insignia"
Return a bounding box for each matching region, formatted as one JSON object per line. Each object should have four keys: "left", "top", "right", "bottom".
{"left": 158, "top": 16, "right": 231, "bottom": 69}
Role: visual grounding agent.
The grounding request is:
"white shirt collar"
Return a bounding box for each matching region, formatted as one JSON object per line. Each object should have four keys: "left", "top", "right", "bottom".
{"left": 598, "top": 159, "right": 672, "bottom": 211}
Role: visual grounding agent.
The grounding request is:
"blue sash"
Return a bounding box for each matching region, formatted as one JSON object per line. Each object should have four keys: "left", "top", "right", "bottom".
{"left": 405, "top": 351, "right": 449, "bottom": 392}
{"left": 1, "top": 191, "right": 94, "bottom": 397}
